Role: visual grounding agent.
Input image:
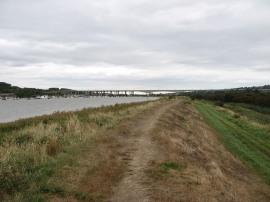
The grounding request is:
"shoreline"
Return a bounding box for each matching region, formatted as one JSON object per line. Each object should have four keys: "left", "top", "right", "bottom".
{"left": 0, "top": 96, "right": 159, "bottom": 124}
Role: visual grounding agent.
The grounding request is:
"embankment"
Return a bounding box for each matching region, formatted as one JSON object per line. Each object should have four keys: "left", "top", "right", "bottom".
{"left": 0, "top": 97, "right": 269, "bottom": 201}
{"left": 0, "top": 99, "right": 163, "bottom": 201}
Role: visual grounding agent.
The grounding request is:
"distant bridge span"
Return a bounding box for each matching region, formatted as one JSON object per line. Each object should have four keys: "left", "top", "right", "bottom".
{"left": 63, "top": 89, "right": 200, "bottom": 96}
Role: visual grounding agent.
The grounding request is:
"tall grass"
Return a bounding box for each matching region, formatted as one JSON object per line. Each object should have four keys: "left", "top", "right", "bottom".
{"left": 0, "top": 100, "right": 159, "bottom": 201}
{"left": 195, "top": 101, "right": 270, "bottom": 184}
{"left": 225, "top": 103, "right": 270, "bottom": 125}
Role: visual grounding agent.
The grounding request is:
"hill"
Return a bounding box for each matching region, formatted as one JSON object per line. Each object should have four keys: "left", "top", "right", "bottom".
{"left": 0, "top": 82, "right": 67, "bottom": 98}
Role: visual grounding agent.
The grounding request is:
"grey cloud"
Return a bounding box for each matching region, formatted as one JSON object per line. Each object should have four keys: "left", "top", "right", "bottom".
{"left": 0, "top": 0, "right": 270, "bottom": 89}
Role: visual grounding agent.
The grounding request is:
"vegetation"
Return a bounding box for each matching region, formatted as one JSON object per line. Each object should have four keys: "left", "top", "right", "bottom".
{"left": 0, "top": 82, "right": 66, "bottom": 98}
{"left": 159, "top": 162, "right": 187, "bottom": 174}
{"left": 225, "top": 103, "right": 270, "bottom": 125}
{"left": 195, "top": 101, "right": 270, "bottom": 184}
{"left": 0, "top": 100, "right": 160, "bottom": 201}
{"left": 145, "top": 98, "right": 270, "bottom": 201}
{"left": 189, "top": 88, "right": 270, "bottom": 107}
{"left": 0, "top": 97, "right": 270, "bottom": 201}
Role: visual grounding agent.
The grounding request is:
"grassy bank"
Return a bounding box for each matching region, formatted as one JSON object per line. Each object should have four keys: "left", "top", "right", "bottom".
{"left": 195, "top": 101, "right": 270, "bottom": 184}
{"left": 0, "top": 100, "right": 161, "bottom": 201}
{"left": 145, "top": 98, "right": 270, "bottom": 201}
{"left": 225, "top": 103, "right": 270, "bottom": 125}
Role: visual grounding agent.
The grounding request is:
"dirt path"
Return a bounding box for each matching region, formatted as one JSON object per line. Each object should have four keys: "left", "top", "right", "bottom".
{"left": 146, "top": 98, "right": 270, "bottom": 202}
{"left": 48, "top": 98, "right": 270, "bottom": 201}
{"left": 109, "top": 102, "right": 176, "bottom": 202}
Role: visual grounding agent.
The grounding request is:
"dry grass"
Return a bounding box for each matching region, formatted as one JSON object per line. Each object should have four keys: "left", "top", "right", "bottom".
{"left": 147, "top": 97, "right": 270, "bottom": 202}
{"left": 2, "top": 97, "right": 268, "bottom": 201}
{"left": 48, "top": 99, "right": 175, "bottom": 202}
{"left": 0, "top": 99, "right": 161, "bottom": 201}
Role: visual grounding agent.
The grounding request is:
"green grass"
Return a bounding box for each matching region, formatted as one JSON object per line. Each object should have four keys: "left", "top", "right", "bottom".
{"left": 74, "top": 191, "right": 86, "bottom": 200}
{"left": 159, "top": 162, "right": 187, "bottom": 174}
{"left": 147, "top": 161, "right": 187, "bottom": 181}
{"left": 237, "top": 103, "right": 270, "bottom": 115}
{"left": 225, "top": 103, "right": 270, "bottom": 125}
{"left": 195, "top": 101, "right": 270, "bottom": 184}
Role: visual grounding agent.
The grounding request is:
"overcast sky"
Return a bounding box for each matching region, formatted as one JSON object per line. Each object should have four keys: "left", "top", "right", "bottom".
{"left": 0, "top": 0, "right": 270, "bottom": 90}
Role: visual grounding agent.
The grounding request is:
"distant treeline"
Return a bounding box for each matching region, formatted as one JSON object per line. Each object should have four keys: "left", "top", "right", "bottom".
{"left": 190, "top": 89, "right": 270, "bottom": 107}
{"left": 0, "top": 82, "right": 68, "bottom": 98}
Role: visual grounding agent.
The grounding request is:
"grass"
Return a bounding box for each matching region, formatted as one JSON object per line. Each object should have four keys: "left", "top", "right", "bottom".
{"left": 225, "top": 103, "right": 270, "bottom": 125}
{"left": 195, "top": 101, "right": 270, "bottom": 184}
{"left": 147, "top": 161, "right": 187, "bottom": 181}
{"left": 74, "top": 191, "right": 86, "bottom": 200}
{"left": 159, "top": 162, "right": 187, "bottom": 174}
{"left": 0, "top": 99, "right": 161, "bottom": 201}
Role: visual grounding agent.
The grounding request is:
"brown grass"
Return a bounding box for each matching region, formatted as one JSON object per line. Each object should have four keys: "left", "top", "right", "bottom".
{"left": 0, "top": 99, "right": 161, "bottom": 201}
{"left": 2, "top": 97, "right": 269, "bottom": 201}
{"left": 44, "top": 100, "right": 165, "bottom": 201}
{"left": 49, "top": 97, "right": 270, "bottom": 201}
{"left": 147, "top": 97, "right": 270, "bottom": 202}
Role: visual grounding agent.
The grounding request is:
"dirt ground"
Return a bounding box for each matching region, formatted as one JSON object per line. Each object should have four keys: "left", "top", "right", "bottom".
{"left": 145, "top": 98, "right": 270, "bottom": 202}
{"left": 52, "top": 98, "right": 270, "bottom": 201}
{"left": 110, "top": 98, "right": 270, "bottom": 202}
{"left": 109, "top": 101, "right": 177, "bottom": 202}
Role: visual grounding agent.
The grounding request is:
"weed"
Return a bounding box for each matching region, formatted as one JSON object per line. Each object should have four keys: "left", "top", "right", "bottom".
{"left": 20, "top": 191, "right": 45, "bottom": 202}
{"left": 15, "top": 133, "right": 34, "bottom": 145}
{"left": 75, "top": 191, "right": 86, "bottom": 200}
{"left": 147, "top": 161, "right": 187, "bottom": 182}
{"left": 39, "top": 166, "right": 55, "bottom": 177}
{"left": 46, "top": 137, "right": 60, "bottom": 156}
{"left": 195, "top": 176, "right": 202, "bottom": 185}
{"left": 0, "top": 167, "right": 27, "bottom": 194}
{"left": 233, "top": 114, "right": 241, "bottom": 118}
{"left": 226, "top": 103, "right": 270, "bottom": 125}
{"left": 214, "top": 101, "right": 224, "bottom": 107}
{"left": 92, "top": 115, "right": 111, "bottom": 127}
{"left": 159, "top": 162, "right": 187, "bottom": 174}
{"left": 40, "top": 183, "right": 65, "bottom": 196}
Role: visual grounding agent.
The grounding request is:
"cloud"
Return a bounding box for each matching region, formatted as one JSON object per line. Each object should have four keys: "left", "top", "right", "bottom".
{"left": 0, "top": 0, "right": 270, "bottom": 89}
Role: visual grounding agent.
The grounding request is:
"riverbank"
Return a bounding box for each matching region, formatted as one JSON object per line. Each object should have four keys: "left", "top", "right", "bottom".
{"left": 0, "top": 99, "right": 164, "bottom": 201}
{"left": 0, "top": 97, "right": 269, "bottom": 201}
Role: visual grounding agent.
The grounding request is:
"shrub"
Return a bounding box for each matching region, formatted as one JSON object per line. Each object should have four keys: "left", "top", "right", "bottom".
{"left": 233, "top": 114, "right": 241, "bottom": 118}
{"left": 15, "top": 133, "right": 34, "bottom": 145}
{"left": 75, "top": 191, "right": 86, "bottom": 200}
{"left": 46, "top": 137, "right": 60, "bottom": 156}
{"left": 159, "top": 162, "right": 187, "bottom": 174}
{"left": 40, "top": 183, "right": 64, "bottom": 196}
{"left": 214, "top": 101, "right": 224, "bottom": 107}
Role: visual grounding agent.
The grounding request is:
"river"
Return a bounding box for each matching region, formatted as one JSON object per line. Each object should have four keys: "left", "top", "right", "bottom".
{"left": 0, "top": 97, "right": 158, "bottom": 123}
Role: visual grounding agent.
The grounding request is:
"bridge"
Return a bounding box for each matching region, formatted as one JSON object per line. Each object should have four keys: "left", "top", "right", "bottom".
{"left": 63, "top": 89, "right": 200, "bottom": 97}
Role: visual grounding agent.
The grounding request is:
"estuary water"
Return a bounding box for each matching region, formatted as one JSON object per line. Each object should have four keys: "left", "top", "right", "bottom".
{"left": 0, "top": 97, "right": 158, "bottom": 123}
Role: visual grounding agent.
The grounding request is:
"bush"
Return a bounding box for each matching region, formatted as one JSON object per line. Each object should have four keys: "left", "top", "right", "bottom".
{"left": 233, "top": 114, "right": 241, "bottom": 118}
{"left": 15, "top": 134, "right": 33, "bottom": 145}
{"left": 46, "top": 137, "right": 60, "bottom": 156}
{"left": 40, "top": 183, "right": 64, "bottom": 196}
{"left": 75, "top": 191, "right": 86, "bottom": 200}
{"left": 214, "top": 101, "right": 224, "bottom": 107}
{"left": 159, "top": 162, "right": 186, "bottom": 174}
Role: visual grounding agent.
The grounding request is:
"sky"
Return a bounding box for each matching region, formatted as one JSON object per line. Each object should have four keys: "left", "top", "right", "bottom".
{"left": 0, "top": 0, "right": 270, "bottom": 90}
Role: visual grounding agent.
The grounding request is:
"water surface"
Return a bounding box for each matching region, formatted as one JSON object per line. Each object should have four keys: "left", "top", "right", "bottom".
{"left": 0, "top": 97, "right": 158, "bottom": 123}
